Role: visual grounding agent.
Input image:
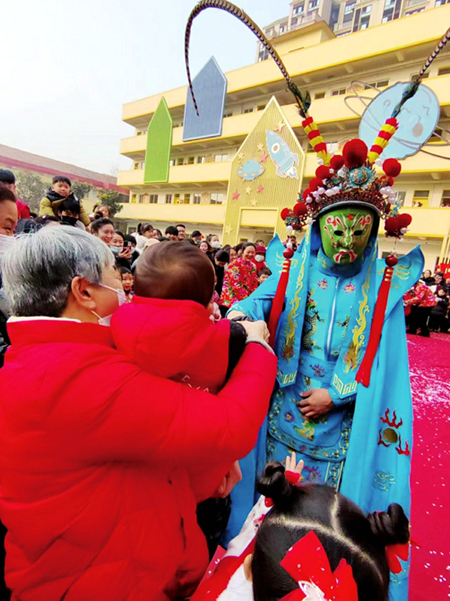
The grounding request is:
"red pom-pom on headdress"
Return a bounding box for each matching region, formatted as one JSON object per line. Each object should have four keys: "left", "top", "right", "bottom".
{"left": 302, "top": 188, "right": 311, "bottom": 201}
{"left": 293, "top": 202, "right": 308, "bottom": 217}
{"left": 316, "top": 165, "right": 331, "bottom": 180}
{"left": 385, "top": 216, "right": 400, "bottom": 233}
{"left": 309, "top": 177, "right": 323, "bottom": 192}
{"left": 398, "top": 213, "right": 412, "bottom": 227}
{"left": 281, "top": 208, "right": 290, "bottom": 220}
{"left": 383, "top": 158, "right": 402, "bottom": 178}
{"left": 330, "top": 154, "right": 345, "bottom": 171}
{"left": 343, "top": 139, "right": 368, "bottom": 169}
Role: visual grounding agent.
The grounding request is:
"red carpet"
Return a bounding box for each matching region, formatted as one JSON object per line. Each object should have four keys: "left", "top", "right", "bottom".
{"left": 408, "top": 333, "right": 450, "bottom": 599}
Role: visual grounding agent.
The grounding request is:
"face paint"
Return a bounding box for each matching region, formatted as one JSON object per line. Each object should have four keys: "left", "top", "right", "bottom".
{"left": 319, "top": 207, "right": 374, "bottom": 265}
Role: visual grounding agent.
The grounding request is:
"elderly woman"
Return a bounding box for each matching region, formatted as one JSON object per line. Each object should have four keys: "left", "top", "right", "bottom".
{"left": 0, "top": 227, "right": 276, "bottom": 601}
{"left": 219, "top": 242, "right": 259, "bottom": 309}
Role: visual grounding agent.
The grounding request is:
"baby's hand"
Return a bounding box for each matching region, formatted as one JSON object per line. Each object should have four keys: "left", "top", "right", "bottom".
{"left": 285, "top": 452, "right": 304, "bottom": 484}
{"left": 241, "top": 320, "right": 270, "bottom": 343}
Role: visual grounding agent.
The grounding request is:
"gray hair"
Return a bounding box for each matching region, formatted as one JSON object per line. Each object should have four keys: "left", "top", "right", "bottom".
{"left": 2, "top": 226, "right": 115, "bottom": 317}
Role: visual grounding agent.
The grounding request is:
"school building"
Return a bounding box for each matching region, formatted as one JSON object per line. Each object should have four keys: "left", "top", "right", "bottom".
{"left": 116, "top": 4, "right": 450, "bottom": 271}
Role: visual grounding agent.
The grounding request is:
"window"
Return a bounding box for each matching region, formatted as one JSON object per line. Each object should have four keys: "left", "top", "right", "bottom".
{"left": 258, "top": 48, "right": 269, "bottom": 62}
{"left": 364, "top": 80, "right": 389, "bottom": 89}
{"left": 243, "top": 108, "right": 254, "bottom": 114}
{"left": 136, "top": 131, "right": 142, "bottom": 136}
{"left": 223, "top": 112, "right": 233, "bottom": 118}
{"left": 436, "top": 0, "right": 448, "bottom": 5}
{"left": 382, "top": 14, "right": 392, "bottom": 22}
{"left": 396, "top": 191, "right": 407, "bottom": 207}
{"left": 362, "top": 5, "right": 372, "bottom": 14}
{"left": 291, "top": 17, "right": 298, "bottom": 25}
{"left": 187, "top": 156, "right": 195, "bottom": 165}
{"left": 315, "top": 91, "right": 326, "bottom": 99}
{"left": 293, "top": 3, "right": 304, "bottom": 15}
{"left": 183, "top": 194, "right": 191, "bottom": 205}
{"left": 309, "top": 0, "right": 319, "bottom": 9}
{"left": 279, "top": 23, "right": 287, "bottom": 34}
{"left": 210, "top": 193, "right": 225, "bottom": 205}
{"left": 165, "top": 194, "right": 173, "bottom": 204}
{"left": 149, "top": 194, "right": 158, "bottom": 204}
{"left": 133, "top": 162, "right": 140, "bottom": 170}
{"left": 441, "top": 190, "right": 450, "bottom": 207}
{"left": 130, "top": 193, "right": 137, "bottom": 204}
{"left": 345, "top": 1, "right": 355, "bottom": 13}
{"left": 197, "top": 156, "right": 206, "bottom": 164}
{"left": 257, "top": 104, "right": 266, "bottom": 111}
{"left": 176, "top": 157, "right": 185, "bottom": 166}
{"left": 438, "top": 66, "right": 450, "bottom": 76}
{"left": 412, "top": 190, "right": 429, "bottom": 208}
{"left": 193, "top": 194, "right": 201, "bottom": 205}
{"left": 169, "top": 159, "right": 175, "bottom": 167}
{"left": 331, "top": 89, "right": 346, "bottom": 96}
{"left": 215, "top": 154, "right": 229, "bottom": 162}
{"left": 385, "top": 0, "right": 395, "bottom": 7}
{"left": 174, "top": 194, "right": 181, "bottom": 205}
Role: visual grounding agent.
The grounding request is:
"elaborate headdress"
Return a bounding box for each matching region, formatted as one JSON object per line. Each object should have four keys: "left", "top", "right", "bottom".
{"left": 185, "top": 2, "right": 450, "bottom": 382}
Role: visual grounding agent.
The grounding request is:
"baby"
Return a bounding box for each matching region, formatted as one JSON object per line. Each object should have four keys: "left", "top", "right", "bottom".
{"left": 111, "top": 241, "right": 269, "bottom": 502}
{"left": 111, "top": 241, "right": 269, "bottom": 393}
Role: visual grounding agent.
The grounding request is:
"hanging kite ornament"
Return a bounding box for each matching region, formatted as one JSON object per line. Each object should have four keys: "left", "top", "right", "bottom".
{"left": 184, "top": 3, "right": 450, "bottom": 380}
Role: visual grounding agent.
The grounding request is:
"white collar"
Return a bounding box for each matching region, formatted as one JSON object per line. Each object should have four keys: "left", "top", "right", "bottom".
{"left": 8, "top": 316, "right": 81, "bottom": 323}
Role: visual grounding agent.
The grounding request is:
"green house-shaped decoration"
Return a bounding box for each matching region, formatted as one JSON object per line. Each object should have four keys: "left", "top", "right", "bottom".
{"left": 144, "top": 97, "right": 172, "bottom": 184}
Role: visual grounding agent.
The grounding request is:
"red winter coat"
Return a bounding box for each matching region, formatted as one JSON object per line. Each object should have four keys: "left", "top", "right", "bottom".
{"left": 112, "top": 297, "right": 239, "bottom": 502}
{"left": 0, "top": 319, "right": 276, "bottom": 601}
{"left": 112, "top": 297, "right": 230, "bottom": 394}
{"left": 16, "top": 198, "right": 31, "bottom": 219}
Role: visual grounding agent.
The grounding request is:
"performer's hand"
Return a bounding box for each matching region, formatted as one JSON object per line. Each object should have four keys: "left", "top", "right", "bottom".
{"left": 227, "top": 310, "right": 245, "bottom": 320}
{"left": 297, "top": 388, "right": 333, "bottom": 419}
{"left": 241, "top": 320, "right": 270, "bottom": 343}
{"left": 211, "top": 461, "right": 242, "bottom": 498}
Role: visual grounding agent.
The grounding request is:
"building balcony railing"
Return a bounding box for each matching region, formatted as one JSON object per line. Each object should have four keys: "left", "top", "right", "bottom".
{"left": 121, "top": 74, "right": 450, "bottom": 163}
{"left": 115, "top": 202, "right": 226, "bottom": 225}
{"left": 303, "top": 143, "right": 450, "bottom": 179}
{"left": 117, "top": 161, "right": 232, "bottom": 187}
{"left": 114, "top": 197, "right": 450, "bottom": 236}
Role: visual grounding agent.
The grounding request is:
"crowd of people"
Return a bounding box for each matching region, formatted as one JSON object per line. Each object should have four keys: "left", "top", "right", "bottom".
{"left": 404, "top": 268, "right": 450, "bottom": 337}
{"left": 0, "top": 169, "right": 412, "bottom": 601}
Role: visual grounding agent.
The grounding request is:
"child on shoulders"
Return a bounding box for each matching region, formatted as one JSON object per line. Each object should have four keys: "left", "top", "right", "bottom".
{"left": 39, "top": 175, "right": 90, "bottom": 227}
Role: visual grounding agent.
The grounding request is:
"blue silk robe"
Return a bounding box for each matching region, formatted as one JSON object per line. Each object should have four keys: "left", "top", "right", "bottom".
{"left": 227, "top": 222, "right": 423, "bottom": 601}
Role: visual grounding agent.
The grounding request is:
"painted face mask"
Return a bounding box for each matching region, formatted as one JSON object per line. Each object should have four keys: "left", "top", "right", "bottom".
{"left": 319, "top": 206, "right": 374, "bottom": 265}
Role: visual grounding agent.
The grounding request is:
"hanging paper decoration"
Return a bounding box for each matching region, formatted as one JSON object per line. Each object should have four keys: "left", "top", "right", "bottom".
{"left": 144, "top": 97, "right": 172, "bottom": 184}
{"left": 359, "top": 83, "right": 440, "bottom": 160}
{"left": 183, "top": 56, "right": 227, "bottom": 141}
{"left": 266, "top": 131, "right": 299, "bottom": 179}
{"left": 237, "top": 159, "right": 265, "bottom": 181}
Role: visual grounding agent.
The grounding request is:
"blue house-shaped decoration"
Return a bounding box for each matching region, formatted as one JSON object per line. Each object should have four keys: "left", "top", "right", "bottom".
{"left": 183, "top": 56, "right": 227, "bottom": 142}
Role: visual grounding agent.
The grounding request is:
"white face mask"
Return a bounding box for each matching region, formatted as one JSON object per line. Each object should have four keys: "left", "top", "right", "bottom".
{"left": 211, "top": 240, "right": 221, "bottom": 249}
{"left": 91, "top": 283, "right": 128, "bottom": 326}
{"left": 255, "top": 254, "right": 265, "bottom": 263}
{"left": 0, "top": 234, "right": 16, "bottom": 260}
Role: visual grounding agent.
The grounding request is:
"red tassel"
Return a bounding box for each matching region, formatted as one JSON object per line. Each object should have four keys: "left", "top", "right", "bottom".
{"left": 356, "top": 260, "right": 396, "bottom": 387}
{"left": 268, "top": 255, "right": 292, "bottom": 348}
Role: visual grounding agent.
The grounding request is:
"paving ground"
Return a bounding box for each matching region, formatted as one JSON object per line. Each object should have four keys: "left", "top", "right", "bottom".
{"left": 408, "top": 332, "right": 450, "bottom": 599}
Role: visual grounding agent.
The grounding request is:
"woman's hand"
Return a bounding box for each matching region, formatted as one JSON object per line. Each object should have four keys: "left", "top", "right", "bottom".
{"left": 119, "top": 246, "right": 132, "bottom": 259}
{"left": 211, "top": 461, "right": 242, "bottom": 498}
{"left": 297, "top": 388, "right": 333, "bottom": 419}
{"left": 241, "top": 320, "right": 270, "bottom": 343}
